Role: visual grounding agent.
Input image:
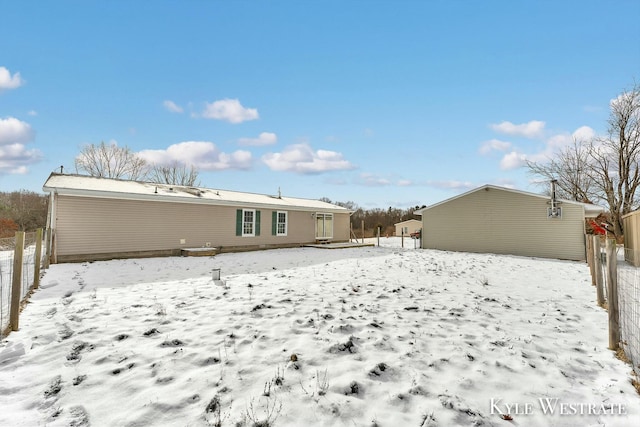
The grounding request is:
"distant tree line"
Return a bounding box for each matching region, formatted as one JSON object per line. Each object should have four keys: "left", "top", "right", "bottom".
{"left": 0, "top": 191, "right": 48, "bottom": 237}
{"left": 320, "top": 198, "right": 425, "bottom": 238}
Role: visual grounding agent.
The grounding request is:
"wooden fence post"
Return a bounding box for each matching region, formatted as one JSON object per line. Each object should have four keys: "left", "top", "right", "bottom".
{"left": 34, "top": 228, "right": 43, "bottom": 289}
{"left": 361, "top": 220, "right": 364, "bottom": 244}
{"left": 44, "top": 228, "right": 51, "bottom": 268}
{"left": 10, "top": 231, "right": 25, "bottom": 331}
{"left": 586, "top": 235, "right": 595, "bottom": 286}
{"left": 593, "top": 236, "right": 605, "bottom": 306}
{"left": 605, "top": 238, "right": 620, "bottom": 350}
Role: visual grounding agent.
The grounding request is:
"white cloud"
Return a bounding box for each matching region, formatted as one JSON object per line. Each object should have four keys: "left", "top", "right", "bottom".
{"left": 0, "top": 143, "right": 43, "bottom": 174}
{"left": 163, "top": 100, "right": 184, "bottom": 113}
{"left": 490, "top": 120, "right": 545, "bottom": 138}
{"left": 397, "top": 179, "right": 413, "bottom": 186}
{"left": 27, "top": 110, "right": 37, "bottom": 116}
{"left": 427, "top": 180, "right": 476, "bottom": 191}
{"left": 0, "top": 67, "right": 24, "bottom": 91}
{"left": 0, "top": 117, "right": 34, "bottom": 145}
{"left": 500, "top": 151, "right": 528, "bottom": 170}
{"left": 491, "top": 124, "right": 596, "bottom": 171}
{"left": 357, "top": 173, "right": 391, "bottom": 187}
{"left": 479, "top": 139, "right": 512, "bottom": 155}
{"left": 262, "top": 143, "right": 356, "bottom": 174}
{"left": 491, "top": 178, "right": 516, "bottom": 189}
{"left": 138, "top": 141, "right": 252, "bottom": 171}
{"left": 201, "top": 99, "right": 259, "bottom": 124}
{"left": 545, "top": 133, "right": 572, "bottom": 152}
{"left": 238, "top": 132, "right": 277, "bottom": 146}
{"left": 572, "top": 126, "right": 595, "bottom": 142}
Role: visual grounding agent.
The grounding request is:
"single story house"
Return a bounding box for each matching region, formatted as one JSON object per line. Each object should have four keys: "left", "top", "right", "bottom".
{"left": 622, "top": 210, "right": 640, "bottom": 267}
{"left": 394, "top": 219, "right": 422, "bottom": 237}
{"left": 415, "top": 184, "right": 604, "bottom": 261}
{"left": 43, "top": 173, "right": 352, "bottom": 263}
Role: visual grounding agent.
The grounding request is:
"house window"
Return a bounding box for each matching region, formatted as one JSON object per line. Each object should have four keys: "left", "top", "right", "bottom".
{"left": 236, "top": 209, "right": 261, "bottom": 237}
{"left": 243, "top": 209, "right": 255, "bottom": 236}
{"left": 315, "top": 213, "right": 333, "bottom": 239}
{"left": 403, "top": 226, "right": 408, "bottom": 234}
{"left": 276, "top": 211, "right": 287, "bottom": 236}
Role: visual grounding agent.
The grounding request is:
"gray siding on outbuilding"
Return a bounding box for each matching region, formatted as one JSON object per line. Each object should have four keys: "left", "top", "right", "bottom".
{"left": 420, "top": 186, "right": 589, "bottom": 261}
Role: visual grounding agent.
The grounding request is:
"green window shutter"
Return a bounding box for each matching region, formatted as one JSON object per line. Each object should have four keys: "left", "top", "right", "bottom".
{"left": 255, "top": 210, "right": 261, "bottom": 236}
{"left": 236, "top": 209, "right": 242, "bottom": 236}
{"left": 272, "top": 211, "right": 277, "bottom": 235}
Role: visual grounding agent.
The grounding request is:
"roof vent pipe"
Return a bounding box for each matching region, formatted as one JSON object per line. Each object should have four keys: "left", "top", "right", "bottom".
{"left": 550, "top": 179, "right": 558, "bottom": 209}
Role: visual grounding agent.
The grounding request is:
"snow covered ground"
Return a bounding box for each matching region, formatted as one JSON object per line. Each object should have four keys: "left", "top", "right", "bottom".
{"left": 0, "top": 237, "right": 638, "bottom": 427}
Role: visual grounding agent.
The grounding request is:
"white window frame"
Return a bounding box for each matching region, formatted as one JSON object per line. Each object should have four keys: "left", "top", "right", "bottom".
{"left": 243, "top": 209, "right": 255, "bottom": 236}
{"left": 276, "top": 211, "right": 288, "bottom": 236}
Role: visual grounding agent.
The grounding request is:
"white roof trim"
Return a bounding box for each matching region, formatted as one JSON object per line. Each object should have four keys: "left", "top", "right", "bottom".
{"left": 414, "top": 184, "right": 605, "bottom": 217}
{"left": 42, "top": 173, "right": 351, "bottom": 213}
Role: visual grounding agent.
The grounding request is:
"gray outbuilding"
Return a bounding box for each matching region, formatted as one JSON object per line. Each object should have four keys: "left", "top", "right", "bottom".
{"left": 415, "top": 184, "right": 604, "bottom": 261}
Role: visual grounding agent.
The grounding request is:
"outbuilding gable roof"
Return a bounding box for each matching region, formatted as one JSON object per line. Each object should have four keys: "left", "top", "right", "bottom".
{"left": 414, "top": 184, "right": 605, "bottom": 217}
{"left": 42, "top": 173, "right": 351, "bottom": 213}
{"left": 394, "top": 219, "right": 422, "bottom": 227}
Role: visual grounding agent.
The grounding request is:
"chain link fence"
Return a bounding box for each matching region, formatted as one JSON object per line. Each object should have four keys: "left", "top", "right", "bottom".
{"left": 0, "top": 230, "right": 47, "bottom": 337}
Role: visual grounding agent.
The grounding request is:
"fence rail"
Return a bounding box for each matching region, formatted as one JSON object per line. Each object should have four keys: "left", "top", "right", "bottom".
{"left": 587, "top": 235, "right": 640, "bottom": 380}
{"left": 0, "top": 229, "right": 47, "bottom": 337}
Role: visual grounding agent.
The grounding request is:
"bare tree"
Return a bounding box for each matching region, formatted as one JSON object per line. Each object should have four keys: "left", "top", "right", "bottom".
{"left": 526, "top": 82, "right": 639, "bottom": 239}
{"left": 526, "top": 138, "right": 598, "bottom": 203}
{"left": 148, "top": 162, "right": 200, "bottom": 187}
{"left": 587, "top": 83, "right": 640, "bottom": 237}
{"left": 75, "top": 141, "right": 148, "bottom": 180}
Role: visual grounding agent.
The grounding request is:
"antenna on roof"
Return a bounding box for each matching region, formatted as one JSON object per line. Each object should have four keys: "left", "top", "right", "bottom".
{"left": 59, "top": 165, "right": 64, "bottom": 173}
{"left": 278, "top": 187, "right": 282, "bottom": 199}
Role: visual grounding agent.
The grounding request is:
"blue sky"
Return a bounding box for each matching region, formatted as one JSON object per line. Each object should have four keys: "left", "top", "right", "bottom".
{"left": 1, "top": 1, "right": 639, "bottom": 209}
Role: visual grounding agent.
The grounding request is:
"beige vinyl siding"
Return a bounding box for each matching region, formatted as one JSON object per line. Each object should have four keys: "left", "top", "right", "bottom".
{"left": 394, "top": 219, "right": 421, "bottom": 236}
{"left": 421, "top": 187, "right": 587, "bottom": 261}
{"left": 332, "top": 211, "right": 350, "bottom": 241}
{"left": 54, "top": 195, "right": 349, "bottom": 258}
